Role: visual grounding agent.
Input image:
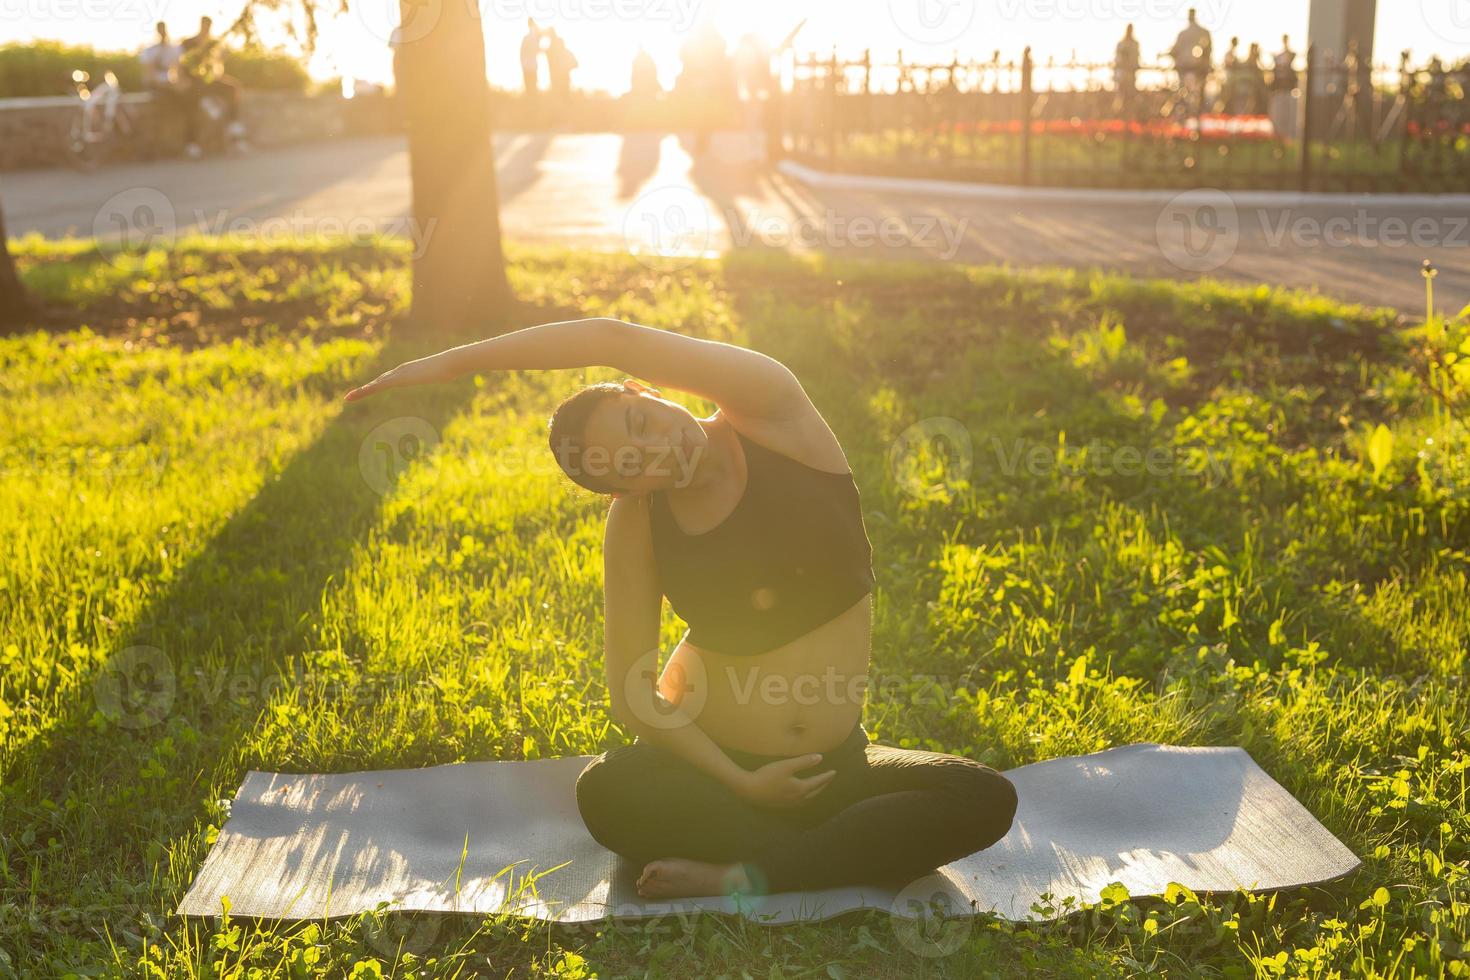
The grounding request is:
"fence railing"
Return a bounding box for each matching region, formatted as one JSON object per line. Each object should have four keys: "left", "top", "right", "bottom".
{"left": 775, "top": 48, "right": 1470, "bottom": 193}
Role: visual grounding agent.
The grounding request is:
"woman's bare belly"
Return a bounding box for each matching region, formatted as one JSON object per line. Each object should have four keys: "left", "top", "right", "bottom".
{"left": 657, "top": 593, "right": 873, "bottom": 757}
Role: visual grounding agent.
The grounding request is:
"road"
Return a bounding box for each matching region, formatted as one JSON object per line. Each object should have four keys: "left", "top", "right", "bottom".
{"left": 5, "top": 132, "right": 1466, "bottom": 315}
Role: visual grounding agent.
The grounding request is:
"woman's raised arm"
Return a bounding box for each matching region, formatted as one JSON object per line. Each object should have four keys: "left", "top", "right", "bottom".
{"left": 344, "top": 317, "right": 809, "bottom": 424}
{"left": 342, "top": 317, "right": 626, "bottom": 402}
{"left": 600, "top": 320, "right": 808, "bottom": 422}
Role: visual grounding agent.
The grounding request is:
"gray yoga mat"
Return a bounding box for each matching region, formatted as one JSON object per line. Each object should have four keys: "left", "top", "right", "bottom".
{"left": 177, "top": 743, "right": 1360, "bottom": 924}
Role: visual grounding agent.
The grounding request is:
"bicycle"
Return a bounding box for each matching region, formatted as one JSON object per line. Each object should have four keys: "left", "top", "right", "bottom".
{"left": 65, "top": 69, "right": 135, "bottom": 172}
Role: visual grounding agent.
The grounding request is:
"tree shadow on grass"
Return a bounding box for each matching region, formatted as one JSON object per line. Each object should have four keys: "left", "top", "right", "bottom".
{"left": 0, "top": 330, "right": 496, "bottom": 931}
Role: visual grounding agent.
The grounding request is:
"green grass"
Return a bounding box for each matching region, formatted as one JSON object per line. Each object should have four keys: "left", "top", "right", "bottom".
{"left": 820, "top": 130, "right": 1470, "bottom": 193}
{"left": 1, "top": 237, "right": 1467, "bottom": 977}
{"left": 0, "top": 40, "right": 311, "bottom": 98}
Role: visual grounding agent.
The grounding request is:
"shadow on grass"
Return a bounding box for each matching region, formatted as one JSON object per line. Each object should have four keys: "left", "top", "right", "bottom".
{"left": 0, "top": 244, "right": 1428, "bottom": 968}
{"left": 0, "top": 327, "right": 501, "bottom": 927}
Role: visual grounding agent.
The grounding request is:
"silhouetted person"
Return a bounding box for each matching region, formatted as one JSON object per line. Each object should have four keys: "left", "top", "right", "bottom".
{"left": 1246, "top": 43, "right": 1268, "bottom": 114}
{"left": 630, "top": 45, "right": 659, "bottom": 100}
{"left": 139, "top": 21, "right": 180, "bottom": 92}
{"left": 1222, "top": 35, "right": 1239, "bottom": 70}
{"left": 140, "top": 21, "right": 193, "bottom": 149}
{"left": 1270, "top": 36, "right": 1299, "bottom": 138}
{"left": 1426, "top": 56, "right": 1449, "bottom": 127}
{"left": 1272, "top": 36, "right": 1298, "bottom": 93}
{"left": 180, "top": 15, "right": 247, "bottom": 156}
{"left": 1170, "top": 8, "right": 1213, "bottom": 111}
{"left": 1221, "top": 35, "right": 1243, "bottom": 112}
{"left": 545, "top": 28, "right": 577, "bottom": 108}
{"left": 1223, "top": 38, "right": 1265, "bottom": 114}
{"left": 1113, "top": 24, "right": 1140, "bottom": 116}
{"left": 520, "top": 19, "right": 542, "bottom": 99}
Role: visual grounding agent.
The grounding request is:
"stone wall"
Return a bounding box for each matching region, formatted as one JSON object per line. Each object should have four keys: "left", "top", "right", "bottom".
{"left": 0, "top": 91, "right": 399, "bottom": 171}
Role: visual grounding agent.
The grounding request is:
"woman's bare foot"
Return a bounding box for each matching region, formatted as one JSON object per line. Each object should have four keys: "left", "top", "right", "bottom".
{"left": 637, "top": 858, "right": 751, "bottom": 899}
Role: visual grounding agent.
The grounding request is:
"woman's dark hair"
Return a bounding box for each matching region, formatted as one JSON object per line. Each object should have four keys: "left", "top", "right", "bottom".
{"left": 547, "top": 379, "right": 641, "bottom": 496}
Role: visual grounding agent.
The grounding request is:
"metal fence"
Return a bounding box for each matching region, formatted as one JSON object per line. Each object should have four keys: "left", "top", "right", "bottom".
{"left": 776, "top": 48, "right": 1470, "bottom": 193}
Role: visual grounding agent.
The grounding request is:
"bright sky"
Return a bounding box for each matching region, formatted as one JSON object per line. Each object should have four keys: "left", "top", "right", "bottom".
{"left": 7, "top": 0, "right": 1466, "bottom": 95}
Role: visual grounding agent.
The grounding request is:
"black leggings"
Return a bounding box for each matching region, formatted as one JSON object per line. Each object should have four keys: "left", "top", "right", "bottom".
{"left": 575, "top": 721, "right": 1017, "bottom": 895}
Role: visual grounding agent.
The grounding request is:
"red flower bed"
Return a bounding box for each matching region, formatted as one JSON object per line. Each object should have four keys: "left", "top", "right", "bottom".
{"left": 940, "top": 114, "right": 1279, "bottom": 142}
{"left": 1405, "top": 119, "right": 1470, "bottom": 138}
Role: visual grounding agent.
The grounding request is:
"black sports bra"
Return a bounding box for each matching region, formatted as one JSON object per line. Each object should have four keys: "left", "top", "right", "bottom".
{"left": 649, "top": 425, "right": 875, "bottom": 657}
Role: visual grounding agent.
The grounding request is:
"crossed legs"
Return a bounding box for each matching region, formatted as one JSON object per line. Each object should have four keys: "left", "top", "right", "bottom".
{"left": 575, "top": 727, "right": 1017, "bottom": 897}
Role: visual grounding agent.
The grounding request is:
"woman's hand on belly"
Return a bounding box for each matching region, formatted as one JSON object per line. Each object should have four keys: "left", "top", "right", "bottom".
{"left": 734, "top": 754, "right": 839, "bottom": 808}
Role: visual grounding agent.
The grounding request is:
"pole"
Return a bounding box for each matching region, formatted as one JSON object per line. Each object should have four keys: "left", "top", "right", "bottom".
{"left": 1300, "top": 44, "right": 1315, "bottom": 192}
{"left": 1020, "top": 47, "right": 1033, "bottom": 186}
{"left": 827, "top": 47, "right": 839, "bottom": 170}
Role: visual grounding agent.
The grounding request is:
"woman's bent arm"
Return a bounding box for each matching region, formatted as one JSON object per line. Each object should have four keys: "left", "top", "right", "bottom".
{"left": 603, "top": 493, "right": 753, "bottom": 797}
{"left": 612, "top": 669, "right": 754, "bottom": 798}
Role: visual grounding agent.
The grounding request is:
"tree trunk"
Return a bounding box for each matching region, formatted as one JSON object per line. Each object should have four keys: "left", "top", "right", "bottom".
{"left": 0, "top": 196, "right": 33, "bottom": 330}
{"left": 394, "top": 0, "right": 512, "bottom": 335}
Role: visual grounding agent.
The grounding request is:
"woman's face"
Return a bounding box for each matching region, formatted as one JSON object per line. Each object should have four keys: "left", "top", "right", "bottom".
{"left": 580, "top": 391, "right": 707, "bottom": 493}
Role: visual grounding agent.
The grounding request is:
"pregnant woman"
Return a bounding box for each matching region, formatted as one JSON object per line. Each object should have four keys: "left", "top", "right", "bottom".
{"left": 344, "top": 316, "right": 1018, "bottom": 900}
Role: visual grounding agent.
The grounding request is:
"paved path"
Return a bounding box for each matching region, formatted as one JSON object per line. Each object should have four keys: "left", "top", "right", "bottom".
{"left": 5, "top": 132, "right": 1466, "bottom": 315}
